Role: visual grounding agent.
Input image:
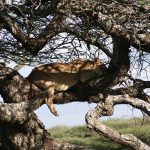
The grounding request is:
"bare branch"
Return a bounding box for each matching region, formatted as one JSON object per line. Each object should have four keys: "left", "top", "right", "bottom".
{"left": 86, "top": 95, "right": 150, "bottom": 150}
{"left": 0, "top": 14, "right": 65, "bottom": 55}
{"left": 63, "top": 26, "right": 113, "bottom": 58}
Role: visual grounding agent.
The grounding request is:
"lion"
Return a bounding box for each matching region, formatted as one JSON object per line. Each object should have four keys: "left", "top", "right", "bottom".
{"left": 26, "top": 58, "right": 107, "bottom": 116}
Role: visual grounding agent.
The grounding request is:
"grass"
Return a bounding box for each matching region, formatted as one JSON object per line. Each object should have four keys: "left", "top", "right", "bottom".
{"left": 49, "top": 117, "right": 150, "bottom": 150}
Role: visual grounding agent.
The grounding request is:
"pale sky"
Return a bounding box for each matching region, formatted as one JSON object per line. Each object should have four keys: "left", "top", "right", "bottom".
{"left": 0, "top": 62, "right": 143, "bottom": 129}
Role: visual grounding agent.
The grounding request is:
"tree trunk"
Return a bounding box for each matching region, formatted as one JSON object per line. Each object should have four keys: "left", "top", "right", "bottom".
{"left": 0, "top": 65, "right": 88, "bottom": 150}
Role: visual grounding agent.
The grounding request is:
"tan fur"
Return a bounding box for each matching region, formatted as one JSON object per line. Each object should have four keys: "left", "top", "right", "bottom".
{"left": 27, "top": 58, "right": 107, "bottom": 116}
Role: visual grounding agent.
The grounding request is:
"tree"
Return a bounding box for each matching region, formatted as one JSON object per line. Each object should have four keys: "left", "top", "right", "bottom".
{"left": 0, "top": 0, "right": 150, "bottom": 149}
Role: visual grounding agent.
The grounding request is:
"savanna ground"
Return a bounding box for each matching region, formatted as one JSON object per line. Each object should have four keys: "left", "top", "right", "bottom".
{"left": 49, "top": 118, "right": 150, "bottom": 150}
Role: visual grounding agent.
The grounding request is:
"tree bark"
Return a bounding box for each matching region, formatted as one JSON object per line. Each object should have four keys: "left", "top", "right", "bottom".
{"left": 0, "top": 65, "right": 95, "bottom": 149}
{"left": 85, "top": 95, "right": 150, "bottom": 150}
{"left": 0, "top": 0, "right": 150, "bottom": 149}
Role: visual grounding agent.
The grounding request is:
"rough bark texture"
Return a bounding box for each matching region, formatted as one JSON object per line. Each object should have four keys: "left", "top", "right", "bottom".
{"left": 0, "top": 65, "right": 92, "bottom": 150}
{"left": 0, "top": 65, "right": 48, "bottom": 149}
{"left": 85, "top": 95, "right": 150, "bottom": 150}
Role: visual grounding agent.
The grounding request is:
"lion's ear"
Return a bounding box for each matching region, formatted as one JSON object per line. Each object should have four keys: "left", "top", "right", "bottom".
{"left": 94, "top": 58, "right": 101, "bottom": 64}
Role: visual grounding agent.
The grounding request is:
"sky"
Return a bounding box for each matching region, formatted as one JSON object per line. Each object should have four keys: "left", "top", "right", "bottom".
{"left": 0, "top": 62, "right": 143, "bottom": 129}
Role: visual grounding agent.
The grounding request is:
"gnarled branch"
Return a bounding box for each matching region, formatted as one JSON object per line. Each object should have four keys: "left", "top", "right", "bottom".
{"left": 86, "top": 94, "right": 150, "bottom": 150}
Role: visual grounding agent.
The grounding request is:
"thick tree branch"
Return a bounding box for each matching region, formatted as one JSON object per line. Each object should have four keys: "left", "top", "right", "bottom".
{"left": 0, "top": 102, "right": 31, "bottom": 124}
{"left": 0, "top": 93, "right": 88, "bottom": 150}
{"left": 86, "top": 95, "right": 150, "bottom": 150}
{"left": 0, "top": 65, "right": 49, "bottom": 149}
{"left": 0, "top": 64, "right": 91, "bottom": 149}
{"left": 1, "top": 0, "right": 149, "bottom": 57}
{"left": 0, "top": 14, "right": 65, "bottom": 55}
{"left": 111, "top": 95, "right": 150, "bottom": 115}
{"left": 105, "top": 78, "right": 150, "bottom": 103}
{"left": 45, "top": 139, "right": 89, "bottom": 150}
{"left": 94, "top": 13, "right": 149, "bottom": 52}
{"left": 1, "top": 1, "right": 58, "bottom": 18}
{"left": 67, "top": 0, "right": 150, "bottom": 52}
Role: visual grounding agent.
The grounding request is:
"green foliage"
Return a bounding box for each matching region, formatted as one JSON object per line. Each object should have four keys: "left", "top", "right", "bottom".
{"left": 49, "top": 118, "right": 150, "bottom": 150}
{"left": 139, "top": 0, "right": 150, "bottom": 5}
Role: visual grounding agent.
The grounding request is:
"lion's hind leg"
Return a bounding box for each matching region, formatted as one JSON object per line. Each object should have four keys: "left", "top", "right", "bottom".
{"left": 45, "top": 87, "right": 59, "bottom": 116}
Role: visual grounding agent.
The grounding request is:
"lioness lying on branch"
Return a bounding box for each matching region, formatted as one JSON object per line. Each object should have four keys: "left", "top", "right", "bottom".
{"left": 27, "top": 58, "right": 107, "bottom": 116}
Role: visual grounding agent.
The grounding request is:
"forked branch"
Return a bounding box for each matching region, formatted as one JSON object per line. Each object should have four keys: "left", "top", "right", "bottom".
{"left": 85, "top": 95, "right": 150, "bottom": 150}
